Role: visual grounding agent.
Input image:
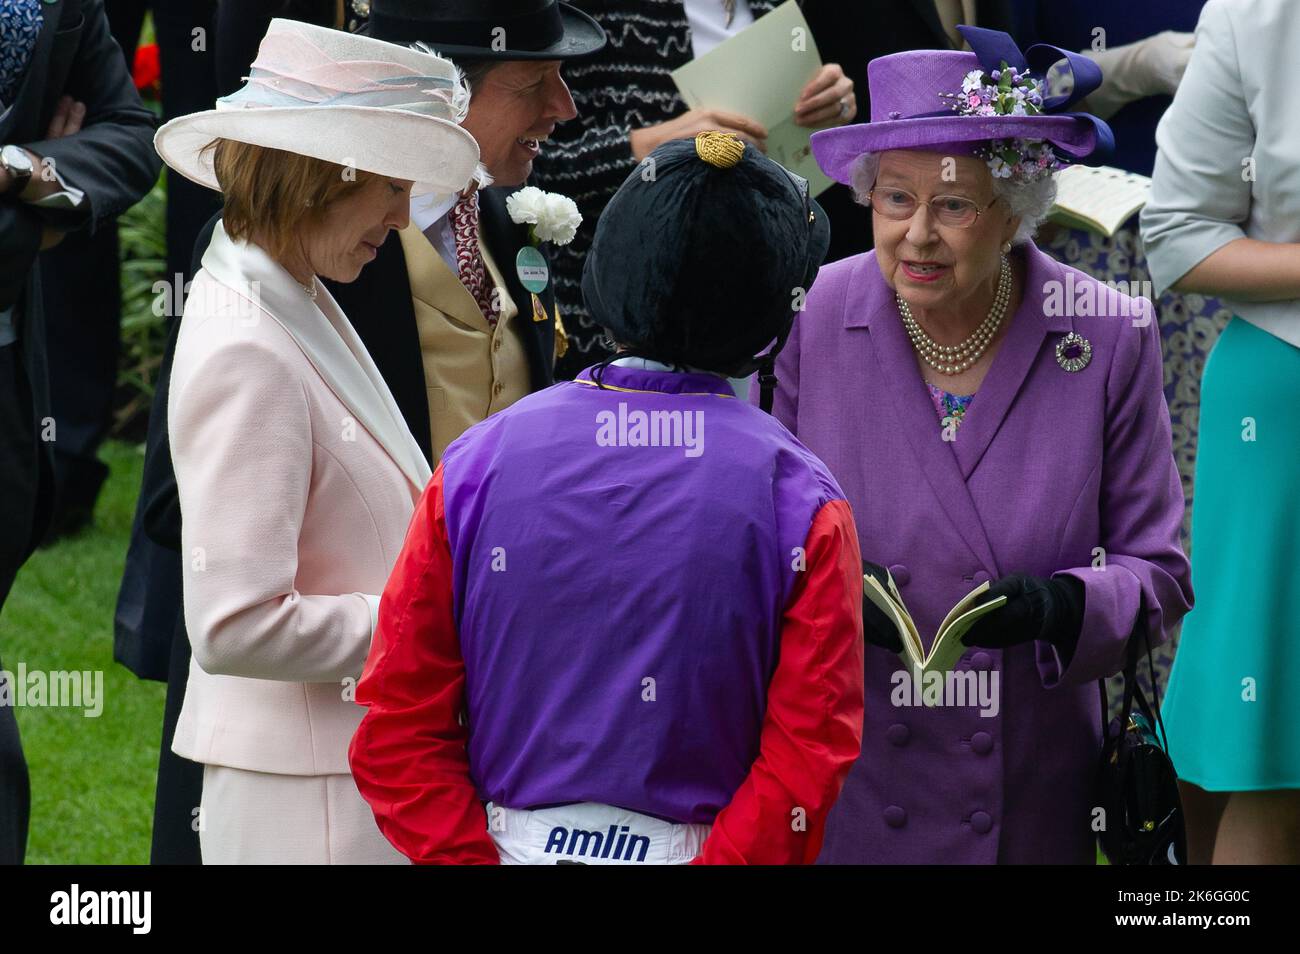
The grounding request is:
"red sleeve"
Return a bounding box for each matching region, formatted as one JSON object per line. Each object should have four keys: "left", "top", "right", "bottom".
{"left": 348, "top": 463, "right": 499, "bottom": 865}
{"left": 694, "top": 498, "right": 865, "bottom": 864}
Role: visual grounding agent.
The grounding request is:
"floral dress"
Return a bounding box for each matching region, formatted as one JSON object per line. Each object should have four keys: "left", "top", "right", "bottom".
{"left": 927, "top": 383, "right": 974, "bottom": 436}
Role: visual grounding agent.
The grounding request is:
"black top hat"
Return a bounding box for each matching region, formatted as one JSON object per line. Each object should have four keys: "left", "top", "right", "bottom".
{"left": 582, "top": 133, "right": 831, "bottom": 382}
{"left": 364, "top": 0, "right": 606, "bottom": 60}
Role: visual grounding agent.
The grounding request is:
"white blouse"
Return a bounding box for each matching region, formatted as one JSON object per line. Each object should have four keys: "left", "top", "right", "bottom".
{"left": 684, "top": 0, "right": 754, "bottom": 59}
{"left": 1141, "top": 0, "right": 1300, "bottom": 349}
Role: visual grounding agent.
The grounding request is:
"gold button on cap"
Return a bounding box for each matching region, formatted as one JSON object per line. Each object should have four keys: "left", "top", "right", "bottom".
{"left": 695, "top": 130, "right": 744, "bottom": 168}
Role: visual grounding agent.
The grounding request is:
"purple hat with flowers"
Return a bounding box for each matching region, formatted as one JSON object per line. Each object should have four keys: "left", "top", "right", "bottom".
{"left": 812, "top": 25, "right": 1114, "bottom": 185}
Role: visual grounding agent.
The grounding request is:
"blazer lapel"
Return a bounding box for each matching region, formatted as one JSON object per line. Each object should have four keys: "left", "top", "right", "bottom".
{"left": 479, "top": 240, "right": 517, "bottom": 320}
{"left": 201, "top": 223, "right": 432, "bottom": 492}
{"left": 324, "top": 233, "right": 434, "bottom": 466}
{"left": 399, "top": 220, "right": 491, "bottom": 332}
{"left": 853, "top": 254, "right": 999, "bottom": 575}
{"left": 951, "top": 245, "right": 1072, "bottom": 480}
{"left": 479, "top": 185, "right": 556, "bottom": 389}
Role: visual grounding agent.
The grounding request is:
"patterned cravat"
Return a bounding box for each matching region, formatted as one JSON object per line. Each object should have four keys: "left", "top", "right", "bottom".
{"left": 0, "top": 0, "right": 43, "bottom": 106}
{"left": 451, "top": 190, "right": 501, "bottom": 326}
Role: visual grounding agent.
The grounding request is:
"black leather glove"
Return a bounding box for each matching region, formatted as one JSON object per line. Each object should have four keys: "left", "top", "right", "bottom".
{"left": 861, "top": 560, "right": 904, "bottom": 654}
{"left": 961, "top": 573, "right": 1086, "bottom": 661}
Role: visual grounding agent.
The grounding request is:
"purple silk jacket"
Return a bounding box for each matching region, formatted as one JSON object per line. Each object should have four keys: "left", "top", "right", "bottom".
{"left": 438, "top": 363, "right": 849, "bottom": 823}
{"left": 763, "top": 242, "right": 1193, "bottom": 863}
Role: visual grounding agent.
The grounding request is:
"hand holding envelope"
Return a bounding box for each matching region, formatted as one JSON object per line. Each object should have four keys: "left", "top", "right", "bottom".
{"left": 793, "top": 62, "right": 856, "bottom": 128}
{"left": 630, "top": 58, "right": 856, "bottom": 161}
{"left": 668, "top": 0, "right": 853, "bottom": 195}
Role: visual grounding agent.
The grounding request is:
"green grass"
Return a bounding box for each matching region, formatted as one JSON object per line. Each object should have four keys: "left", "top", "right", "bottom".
{"left": 0, "top": 440, "right": 164, "bottom": 864}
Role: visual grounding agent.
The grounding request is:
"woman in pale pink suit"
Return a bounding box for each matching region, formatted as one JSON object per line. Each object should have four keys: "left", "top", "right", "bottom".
{"left": 151, "top": 19, "right": 480, "bottom": 864}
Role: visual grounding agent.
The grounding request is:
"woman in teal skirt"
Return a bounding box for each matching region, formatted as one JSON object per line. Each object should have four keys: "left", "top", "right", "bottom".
{"left": 1141, "top": 0, "right": 1300, "bottom": 864}
{"left": 1164, "top": 320, "right": 1300, "bottom": 780}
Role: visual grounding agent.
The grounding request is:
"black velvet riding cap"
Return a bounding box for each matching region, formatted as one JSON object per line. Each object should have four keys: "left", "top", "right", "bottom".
{"left": 581, "top": 133, "right": 832, "bottom": 378}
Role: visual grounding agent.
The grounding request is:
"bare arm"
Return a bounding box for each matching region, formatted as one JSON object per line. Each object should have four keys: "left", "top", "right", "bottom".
{"left": 1171, "top": 238, "right": 1300, "bottom": 301}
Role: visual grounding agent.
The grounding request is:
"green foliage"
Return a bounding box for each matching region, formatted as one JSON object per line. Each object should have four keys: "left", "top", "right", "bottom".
{"left": 115, "top": 171, "right": 168, "bottom": 437}
{"left": 0, "top": 441, "right": 164, "bottom": 863}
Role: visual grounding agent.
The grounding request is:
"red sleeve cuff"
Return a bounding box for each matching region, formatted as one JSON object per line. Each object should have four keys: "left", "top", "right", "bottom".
{"left": 696, "top": 498, "right": 865, "bottom": 864}
{"left": 349, "top": 463, "right": 500, "bottom": 864}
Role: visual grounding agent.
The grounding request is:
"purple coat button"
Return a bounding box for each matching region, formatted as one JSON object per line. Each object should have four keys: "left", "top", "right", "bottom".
{"left": 971, "top": 731, "right": 993, "bottom": 755}
{"left": 972, "top": 570, "right": 991, "bottom": 586}
{"left": 884, "top": 805, "right": 907, "bottom": 829}
{"left": 970, "top": 811, "right": 993, "bottom": 834}
{"left": 888, "top": 563, "right": 911, "bottom": 586}
{"left": 970, "top": 651, "right": 993, "bottom": 671}
{"left": 886, "top": 723, "right": 910, "bottom": 746}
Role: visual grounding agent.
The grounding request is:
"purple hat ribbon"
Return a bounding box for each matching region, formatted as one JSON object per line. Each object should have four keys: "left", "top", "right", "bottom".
{"left": 956, "top": 24, "right": 1115, "bottom": 161}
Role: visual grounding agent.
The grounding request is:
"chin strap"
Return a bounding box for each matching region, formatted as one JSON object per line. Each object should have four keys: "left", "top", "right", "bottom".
{"left": 754, "top": 317, "right": 795, "bottom": 416}
{"left": 758, "top": 355, "right": 778, "bottom": 415}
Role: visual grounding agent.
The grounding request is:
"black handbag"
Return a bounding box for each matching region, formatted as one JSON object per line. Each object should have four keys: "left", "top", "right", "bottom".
{"left": 1096, "top": 598, "right": 1187, "bottom": 865}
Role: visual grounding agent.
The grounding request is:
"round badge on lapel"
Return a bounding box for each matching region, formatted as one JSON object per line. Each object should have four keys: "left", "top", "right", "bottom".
{"left": 515, "top": 246, "right": 549, "bottom": 293}
{"left": 1055, "top": 331, "right": 1092, "bottom": 372}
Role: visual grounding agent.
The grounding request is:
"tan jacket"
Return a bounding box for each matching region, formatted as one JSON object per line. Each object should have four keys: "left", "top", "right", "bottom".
{"left": 399, "top": 223, "right": 544, "bottom": 460}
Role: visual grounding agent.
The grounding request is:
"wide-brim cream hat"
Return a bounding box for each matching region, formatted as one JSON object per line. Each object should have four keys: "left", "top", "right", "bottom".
{"left": 154, "top": 18, "right": 482, "bottom": 196}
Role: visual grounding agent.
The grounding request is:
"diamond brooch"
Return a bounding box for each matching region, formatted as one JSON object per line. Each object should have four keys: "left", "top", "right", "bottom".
{"left": 1055, "top": 331, "right": 1092, "bottom": 372}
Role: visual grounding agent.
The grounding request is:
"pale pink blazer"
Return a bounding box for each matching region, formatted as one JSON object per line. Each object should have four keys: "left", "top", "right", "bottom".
{"left": 168, "top": 222, "right": 432, "bottom": 776}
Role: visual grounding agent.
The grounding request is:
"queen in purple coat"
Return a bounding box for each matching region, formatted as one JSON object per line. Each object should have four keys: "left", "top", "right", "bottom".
{"left": 769, "top": 29, "right": 1194, "bottom": 863}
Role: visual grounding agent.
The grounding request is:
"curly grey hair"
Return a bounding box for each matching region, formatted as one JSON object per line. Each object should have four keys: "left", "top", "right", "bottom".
{"left": 848, "top": 151, "right": 1058, "bottom": 246}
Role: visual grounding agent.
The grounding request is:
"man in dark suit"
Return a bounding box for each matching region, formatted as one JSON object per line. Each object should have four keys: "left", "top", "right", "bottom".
{"left": 114, "top": 0, "right": 607, "bottom": 863}
{"left": 36, "top": 2, "right": 220, "bottom": 545}
{"left": 336, "top": 0, "right": 606, "bottom": 461}
{"left": 0, "top": 0, "right": 160, "bottom": 865}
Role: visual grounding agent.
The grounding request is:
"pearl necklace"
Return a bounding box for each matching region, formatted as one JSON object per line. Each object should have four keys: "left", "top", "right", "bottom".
{"left": 300, "top": 277, "right": 318, "bottom": 301}
{"left": 897, "top": 256, "right": 1011, "bottom": 375}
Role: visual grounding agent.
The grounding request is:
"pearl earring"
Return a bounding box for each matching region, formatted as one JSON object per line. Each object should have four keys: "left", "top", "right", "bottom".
{"left": 1002, "top": 241, "right": 1012, "bottom": 254}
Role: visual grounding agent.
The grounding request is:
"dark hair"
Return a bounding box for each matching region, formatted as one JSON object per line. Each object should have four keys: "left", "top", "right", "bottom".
{"left": 442, "top": 56, "right": 500, "bottom": 96}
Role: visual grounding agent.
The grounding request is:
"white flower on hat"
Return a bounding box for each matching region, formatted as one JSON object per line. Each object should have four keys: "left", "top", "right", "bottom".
{"left": 961, "top": 70, "right": 986, "bottom": 94}
{"left": 988, "top": 155, "right": 1014, "bottom": 179}
{"left": 507, "top": 186, "right": 582, "bottom": 246}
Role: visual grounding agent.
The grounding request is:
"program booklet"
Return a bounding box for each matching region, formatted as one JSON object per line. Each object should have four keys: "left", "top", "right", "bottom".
{"left": 863, "top": 571, "right": 1007, "bottom": 689}
{"left": 1048, "top": 164, "right": 1152, "bottom": 238}
{"left": 670, "top": 0, "right": 836, "bottom": 196}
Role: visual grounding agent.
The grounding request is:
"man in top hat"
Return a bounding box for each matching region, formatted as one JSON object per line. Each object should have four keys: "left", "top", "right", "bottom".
{"left": 349, "top": 133, "right": 865, "bottom": 865}
{"left": 113, "top": 0, "right": 606, "bottom": 864}
{"left": 335, "top": 0, "right": 608, "bottom": 461}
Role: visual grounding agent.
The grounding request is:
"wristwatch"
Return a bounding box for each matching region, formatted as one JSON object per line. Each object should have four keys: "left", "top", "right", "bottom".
{"left": 1, "top": 145, "right": 34, "bottom": 196}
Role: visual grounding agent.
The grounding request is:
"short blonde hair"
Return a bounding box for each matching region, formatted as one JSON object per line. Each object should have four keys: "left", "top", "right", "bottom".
{"left": 203, "top": 139, "right": 379, "bottom": 260}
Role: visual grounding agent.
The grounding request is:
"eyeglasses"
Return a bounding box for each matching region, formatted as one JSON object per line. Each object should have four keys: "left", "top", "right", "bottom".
{"left": 867, "top": 185, "right": 998, "bottom": 229}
